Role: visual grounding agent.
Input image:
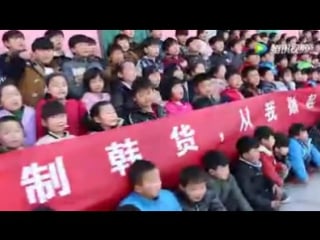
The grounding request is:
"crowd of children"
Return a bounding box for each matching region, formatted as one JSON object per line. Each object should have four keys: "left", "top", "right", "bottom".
{"left": 1, "top": 29, "right": 320, "bottom": 210}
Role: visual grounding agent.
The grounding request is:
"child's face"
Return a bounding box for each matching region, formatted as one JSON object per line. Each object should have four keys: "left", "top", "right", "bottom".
{"left": 145, "top": 44, "right": 160, "bottom": 58}
{"left": 149, "top": 72, "right": 161, "bottom": 87}
{"left": 168, "top": 43, "right": 180, "bottom": 56}
{"left": 171, "top": 83, "right": 184, "bottom": 101}
{"left": 232, "top": 42, "right": 243, "bottom": 54}
{"left": 261, "top": 135, "right": 276, "bottom": 150}
{"left": 196, "top": 79, "right": 213, "bottom": 97}
{"left": 315, "top": 44, "right": 320, "bottom": 52}
{"left": 72, "top": 42, "right": 90, "bottom": 57}
{"left": 293, "top": 71, "right": 303, "bottom": 82}
{"left": 176, "top": 34, "right": 188, "bottom": 45}
{"left": 192, "top": 63, "right": 206, "bottom": 76}
{"left": 275, "top": 146, "right": 289, "bottom": 157}
{"left": 223, "top": 32, "right": 229, "bottom": 41}
{"left": 290, "top": 55, "right": 297, "bottom": 65}
{"left": 117, "top": 39, "right": 130, "bottom": 52}
{"left": 173, "top": 69, "right": 184, "bottom": 80}
{"left": 209, "top": 165, "right": 230, "bottom": 180}
{"left": 298, "top": 130, "right": 309, "bottom": 142}
{"left": 110, "top": 49, "right": 124, "bottom": 64}
{"left": 279, "top": 58, "right": 288, "bottom": 68}
{"left": 33, "top": 49, "right": 54, "bottom": 64}
{"left": 189, "top": 39, "right": 202, "bottom": 53}
{"left": 247, "top": 55, "right": 260, "bottom": 66}
{"left": 215, "top": 65, "right": 227, "bottom": 79}
{"left": 0, "top": 85, "right": 22, "bottom": 112}
{"left": 0, "top": 121, "right": 24, "bottom": 149}
{"left": 151, "top": 30, "right": 162, "bottom": 39}
{"left": 44, "top": 113, "right": 67, "bottom": 134}
{"left": 312, "top": 71, "right": 319, "bottom": 81}
{"left": 246, "top": 70, "right": 260, "bottom": 87}
{"left": 243, "top": 148, "right": 260, "bottom": 163}
{"left": 301, "top": 73, "right": 308, "bottom": 82}
{"left": 283, "top": 71, "right": 293, "bottom": 82}
{"left": 198, "top": 32, "right": 207, "bottom": 41}
{"left": 228, "top": 74, "right": 243, "bottom": 89}
{"left": 265, "top": 53, "right": 275, "bottom": 63}
{"left": 312, "top": 58, "right": 319, "bottom": 67}
{"left": 181, "top": 182, "right": 207, "bottom": 202}
{"left": 95, "top": 104, "right": 119, "bottom": 128}
{"left": 135, "top": 168, "right": 162, "bottom": 199}
{"left": 48, "top": 76, "right": 68, "bottom": 100}
{"left": 4, "top": 37, "right": 26, "bottom": 51}
{"left": 89, "top": 75, "right": 105, "bottom": 93}
{"left": 263, "top": 70, "right": 274, "bottom": 82}
{"left": 50, "top": 34, "right": 64, "bottom": 51}
{"left": 134, "top": 88, "right": 154, "bottom": 109}
{"left": 121, "top": 30, "right": 135, "bottom": 39}
{"left": 120, "top": 62, "right": 137, "bottom": 83}
{"left": 213, "top": 40, "right": 224, "bottom": 52}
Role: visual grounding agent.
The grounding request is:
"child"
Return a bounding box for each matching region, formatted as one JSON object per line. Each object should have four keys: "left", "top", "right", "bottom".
{"left": 81, "top": 68, "right": 111, "bottom": 111}
{"left": 0, "top": 116, "right": 24, "bottom": 153}
{"left": 294, "top": 67, "right": 310, "bottom": 89}
{"left": 119, "top": 160, "right": 181, "bottom": 211}
{"left": 208, "top": 36, "right": 229, "bottom": 68}
{"left": 128, "top": 78, "right": 166, "bottom": 124}
{"left": 113, "top": 34, "right": 139, "bottom": 64}
{"left": 36, "top": 73, "right": 87, "bottom": 138}
{"left": 0, "top": 82, "right": 36, "bottom": 146}
{"left": 307, "top": 68, "right": 319, "bottom": 87}
{"left": 104, "top": 44, "right": 124, "bottom": 82}
{"left": 175, "top": 165, "right": 226, "bottom": 211}
{"left": 273, "top": 132, "right": 291, "bottom": 170}
{"left": 277, "top": 68, "right": 296, "bottom": 91}
{"left": 202, "top": 150, "right": 253, "bottom": 211}
{"left": 62, "top": 34, "right": 103, "bottom": 99}
{"left": 185, "top": 37, "right": 207, "bottom": 69}
{"left": 288, "top": 123, "right": 320, "bottom": 183}
{"left": 254, "top": 126, "right": 289, "bottom": 188}
{"left": 239, "top": 49, "right": 260, "bottom": 72}
{"left": 162, "top": 37, "right": 188, "bottom": 70}
{"left": 160, "top": 77, "right": 193, "bottom": 116}
{"left": 226, "top": 38, "right": 244, "bottom": 71}
{"left": 87, "top": 37, "right": 106, "bottom": 67}
{"left": 234, "top": 136, "right": 284, "bottom": 211}
{"left": 36, "top": 100, "right": 74, "bottom": 146}
{"left": 259, "top": 50, "right": 277, "bottom": 75}
{"left": 149, "top": 30, "right": 164, "bottom": 58}
{"left": 175, "top": 30, "right": 189, "bottom": 56}
{"left": 221, "top": 70, "right": 244, "bottom": 102}
{"left": 142, "top": 66, "right": 163, "bottom": 106}
{"left": 87, "top": 101, "right": 124, "bottom": 132}
{"left": 192, "top": 73, "right": 219, "bottom": 110}
{"left": 208, "top": 64, "right": 228, "bottom": 95}
{"left": 240, "top": 66, "right": 261, "bottom": 98}
{"left": 275, "top": 54, "right": 288, "bottom": 73}
{"left": 258, "top": 67, "right": 278, "bottom": 93}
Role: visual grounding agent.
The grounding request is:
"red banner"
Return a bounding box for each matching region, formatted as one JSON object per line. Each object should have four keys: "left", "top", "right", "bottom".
{"left": 1, "top": 88, "right": 320, "bottom": 211}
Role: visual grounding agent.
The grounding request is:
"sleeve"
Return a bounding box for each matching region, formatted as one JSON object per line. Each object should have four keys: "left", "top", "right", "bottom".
{"left": 310, "top": 143, "right": 320, "bottom": 167}
{"left": 229, "top": 175, "right": 253, "bottom": 211}
{"left": 35, "top": 100, "right": 46, "bottom": 139}
{"left": 208, "top": 191, "right": 227, "bottom": 211}
{"left": 261, "top": 156, "right": 284, "bottom": 186}
{"left": 78, "top": 101, "right": 89, "bottom": 135}
{"left": 3, "top": 54, "right": 26, "bottom": 81}
{"left": 26, "top": 109, "right": 37, "bottom": 146}
{"left": 288, "top": 140, "right": 309, "bottom": 182}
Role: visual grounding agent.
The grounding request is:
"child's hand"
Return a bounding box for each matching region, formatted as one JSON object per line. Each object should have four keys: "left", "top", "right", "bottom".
{"left": 271, "top": 200, "right": 281, "bottom": 210}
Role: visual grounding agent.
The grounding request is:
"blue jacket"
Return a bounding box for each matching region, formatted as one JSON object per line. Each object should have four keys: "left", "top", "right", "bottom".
{"left": 119, "top": 190, "right": 182, "bottom": 211}
{"left": 288, "top": 138, "right": 320, "bottom": 182}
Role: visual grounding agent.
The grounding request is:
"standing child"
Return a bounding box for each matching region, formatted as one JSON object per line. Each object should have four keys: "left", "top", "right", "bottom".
{"left": 36, "top": 73, "right": 87, "bottom": 138}
{"left": 81, "top": 68, "right": 111, "bottom": 112}
{"left": 0, "top": 82, "right": 36, "bottom": 146}
{"left": 221, "top": 70, "right": 244, "bottom": 102}
{"left": 0, "top": 116, "right": 24, "bottom": 153}
{"left": 36, "top": 101, "right": 75, "bottom": 146}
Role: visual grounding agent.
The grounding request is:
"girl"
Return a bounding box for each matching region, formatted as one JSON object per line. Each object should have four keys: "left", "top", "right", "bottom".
{"left": 87, "top": 101, "right": 124, "bottom": 132}
{"left": 0, "top": 116, "right": 25, "bottom": 153}
{"left": 0, "top": 82, "right": 36, "bottom": 146}
{"left": 142, "top": 66, "right": 163, "bottom": 106}
{"left": 36, "top": 73, "right": 87, "bottom": 139}
{"left": 81, "top": 68, "right": 111, "bottom": 111}
{"left": 160, "top": 77, "right": 192, "bottom": 116}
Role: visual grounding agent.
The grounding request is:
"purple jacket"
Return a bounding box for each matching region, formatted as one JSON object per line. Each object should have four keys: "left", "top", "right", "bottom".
{"left": 0, "top": 106, "right": 36, "bottom": 146}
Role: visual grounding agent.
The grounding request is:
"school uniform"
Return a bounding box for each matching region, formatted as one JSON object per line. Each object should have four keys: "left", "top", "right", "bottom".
{"left": 192, "top": 96, "right": 219, "bottom": 110}
{"left": 36, "top": 131, "right": 74, "bottom": 146}
{"left": 128, "top": 104, "right": 166, "bottom": 125}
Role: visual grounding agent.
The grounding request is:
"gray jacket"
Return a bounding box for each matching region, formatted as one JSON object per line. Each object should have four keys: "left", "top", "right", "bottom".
{"left": 207, "top": 174, "right": 253, "bottom": 211}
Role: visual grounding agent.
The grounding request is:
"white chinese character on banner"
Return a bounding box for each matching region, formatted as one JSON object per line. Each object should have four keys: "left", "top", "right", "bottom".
{"left": 105, "top": 138, "right": 142, "bottom": 176}
{"left": 287, "top": 96, "right": 299, "bottom": 115}
{"left": 219, "top": 132, "right": 225, "bottom": 143}
{"left": 20, "top": 156, "right": 71, "bottom": 205}
{"left": 239, "top": 107, "right": 254, "bottom": 132}
{"left": 170, "top": 124, "right": 199, "bottom": 157}
{"left": 306, "top": 94, "right": 317, "bottom": 109}
{"left": 264, "top": 100, "right": 278, "bottom": 122}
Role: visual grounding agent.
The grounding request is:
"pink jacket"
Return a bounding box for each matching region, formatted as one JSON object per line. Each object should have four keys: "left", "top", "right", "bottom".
{"left": 81, "top": 92, "right": 111, "bottom": 112}
{"left": 165, "top": 101, "right": 193, "bottom": 116}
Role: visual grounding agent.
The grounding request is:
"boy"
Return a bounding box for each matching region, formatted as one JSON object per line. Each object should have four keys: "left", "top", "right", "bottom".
{"left": 119, "top": 30, "right": 138, "bottom": 51}
{"left": 128, "top": 78, "right": 166, "bottom": 124}
{"left": 0, "top": 116, "right": 24, "bottom": 153}
{"left": 113, "top": 34, "right": 139, "bottom": 64}
{"left": 185, "top": 37, "right": 207, "bottom": 69}
{"left": 220, "top": 69, "right": 244, "bottom": 102}
{"left": 86, "top": 37, "right": 106, "bottom": 67}
{"left": 259, "top": 50, "right": 277, "bottom": 75}
{"left": 36, "top": 100, "right": 74, "bottom": 146}
{"left": 176, "top": 165, "right": 226, "bottom": 211}
{"left": 44, "top": 30, "right": 71, "bottom": 69}
{"left": 202, "top": 150, "right": 253, "bottom": 211}
{"left": 62, "top": 34, "right": 103, "bottom": 99}
{"left": 149, "top": 30, "right": 163, "bottom": 57}
{"left": 254, "top": 126, "right": 289, "bottom": 187}
{"left": 119, "top": 160, "right": 181, "bottom": 211}
{"left": 307, "top": 68, "right": 319, "bottom": 87}
{"left": 258, "top": 67, "right": 277, "bottom": 93}
{"left": 240, "top": 49, "right": 260, "bottom": 72}
{"left": 192, "top": 73, "right": 219, "bottom": 110}
{"left": 175, "top": 30, "right": 189, "bottom": 56}
{"left": 226, "top": 39, "right": 244, "bottom": 71}
{"left": 240, "top": 66, "right": 261, "bottom": 98}
{"left": 234, "top": 136, "right": 284, "bottom": 211}
{"left": 288, "top": 123, "right": 320, "bottom": 183}
{"left": 273, "top": 133, "right": 291, "bottom": 169}
{"left": 208, "top": 36, "right": 229, "bottom": 68}
{"left": 162, "top": 37, "right": 187, "bottom": 70}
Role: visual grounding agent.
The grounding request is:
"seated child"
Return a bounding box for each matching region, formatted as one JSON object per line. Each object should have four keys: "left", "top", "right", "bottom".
{"left": 239, "top": 49, "right": 260, "bottom": 72}
{"left": 309, "top": 122, "right": 320, "bottom": 152}
{"left": 36, "top": 73, "right": 87, "bottom": 138}
{"left": 128, "top": 78, "right": 166, "bottom": 125}
{"left": 160, "top": 77, "right": 193, "bottom": 116}
{"left": 186, "top": 61, "right": 206, "bottom": 101}
{"left": 175, "top": 165, "right": 226, "bottom": 211}
{"left": 0, "top": 116, "right": 24, "bottom": 153}
{"left": 307, "top": 68, "right": 319, "bottom": 87}
{"left": 81, "top": 67, "right": 111, "bottom": 112}
{"left": 36, "top": 100, "right": 75, "bottom": 146}
{"left": 240, "top": 66, "right": 262, "bottom": 98}
{"left": 259, "top": 50, "right": 277, "bottom": 75}
{"left": 185, "top": 37, "right": 208, "bottom": 69}
{"left": 234, "top": 136, "right": 285, "bottom": 211}
{"left": 202, "top": 150, "right": 253, "bottom": 211}
{"left": 104, "top": 44, "right": 125, "bottom": 82}
{"left": 119, "top": 160, "right": 181, "bottom": 211}
{"left": 276, "top": 68, "right": 296, "bottom": 91}
{"left": 220, "top": 69, "right": 244, "bottom": 102}
{"left": 273, "top": 132, "right": 291, "bottom": 172}
{"left": 0, "top": 82, "right": 36, "bottom": 146}
{"left": 87, "top": 101, "right": 124, "bottom": 132}
{"left": 162, "top": 37, "right": 188, "bottom": 70}
{"left": 293, "top": 66, "right": 310, "bottom": 89}
{"left": 142, "top": 65, "right": 163, "bottom": 106}
{"left": 288, "top": 123, "right": 320, "bottom": 183}
{"left": 258, "top": 67, "right": 278, "bottom": 93}
{"left": 113, "top": 34, "right": 139, "bottom": 64}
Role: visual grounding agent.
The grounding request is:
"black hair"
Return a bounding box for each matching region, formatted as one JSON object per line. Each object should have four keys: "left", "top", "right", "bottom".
{"left": 289, "top": 123, "right": 307, "bottom": 137}
{"left": 286, "top": 36, "right": 297, "bottom": 44}
{"left": 280, "top": 33, "right": 287, "bottom": 40}
{"left": 115, "top": 60, "right": 136, "bottom": 74}
{"left": 258, "top": 66, "right": 273, "bottom": 77}
{"left": 162, "top": 37, "right": 178, "bottom": 52}
{"left": 114, "top": 34, "right": 130, "bottom": 44}
{"left": 301, "top": 68, "right": 310, "bottom": 75}
{"left": 179, "top": 166, "right": 207, "bottom": 187}
{"left": 192, "top": 73, "right": 211, "bottom": 88}
{"left": 228, "top": 38, "right": 242, "bottom": 49}
{"left": 142, "top": 37, "right": 159, "bottom": 48}
{"left": 197, "top": 30, "right": 205, "bottom": 36}
{"left": 128, "top": 160, "right": 156, "bottom": 186}
{"left": 186, "top": 37, "right": 200, "bottom": 47}
{"left": 240, "top": 30, "right": 249, "bottom": 39}
{"left": 202, "top": 150, "right": 229, "bottom": 172}
{"left": 0, "top": 115, "right": 23, "bottom": 129}
{"left": 142, "top": 65, "right": 160, "bottom": 79}
{"left": 116, "top": 205, "right": 140, "bottom": 211}
{"left": 164, "top": 63, "right": 181, "bottom": 78}
{"left": 251, "top": 33, "right": 260, "bottom": 41}
{"left": 245, "top": 38, "right": 255, "bottom": 48}
{"left": 274, "top": 133, "right": 289, "bottom": 149}
{"left": 175, "top": 30, "right": 189, "bottom": 36}
{"left": 45, "top": 72, "right": 67, "bottom": 87}
{"left": 269, "top": 32, "right": 277, "bottom": 40}
{"left": 278, "top": 67, "right": 292, "bottom": 79}
{"left": 245, "top": 49, "right": 258, "bottom": 58}
{"left": 44, "top": 30, "right": 64, "bottom": 39}
{"left": 254, "top": 126, "right": 275, "bottom": 141}
{"left": 41, "top": 100, "right": 66, "bottom": 120}
{"left": 82, "top": 67, "right": 106, "bottom": 92}
{"left": 0, "top": 80, "right": 19, "bottom": 99}
{"left": 159, "top": 77, "right": 184, "bottom": 101}
{"left": 32, "top": 205, "right": 55, "bottom": 211}
{"left": 188, "top": 61, "right": 206, "bottom": 75}
{"left": 274, "top": 54, "right": 287, "bottom": 64}
{"left": 260, "top": 49, "right": 272, "bottom": 58}
{"left": 107, "top": 44, "right": 123, "bottom": 57}
{"left": 290, "top": 64, "right": 301, "bottom": 74}
{"left": 259, "top": 32, "right": 268, "bottom": 39}
{"left": 236, "top": 136, "right": 260, "bottom": 156}
{"left": 31, "top": 37, "right": 54, "bottom": 52}
{"left": 2, "top": 30, "right": 24, "bottom": 42}
{"left": 131, "top": 78, "right": 154, "bottom": 96}
{"left": 241, "top": 66, "right": 258, "bottom": 78}
{"left": 208, "top": 36, "right": 224, "bottom": 46}
{"left": 68, "top": 34, "right": 89, "bottom": 49}
{"left": 225, "top": 68, "right": 240, "bottom": 81}
{"left": 90, "top": 101, "right": 111, "bottom": 119}
{"left": 87, "top": 101, "right": 113, "bottom": 132}
{"left": 208, "top": 64, "right": 226, "bottom": 78}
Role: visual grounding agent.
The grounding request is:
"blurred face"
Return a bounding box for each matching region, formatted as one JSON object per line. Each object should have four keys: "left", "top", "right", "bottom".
{"left": 89, "top": 75, "right": 104, "bottom": 93}
{"left": 33, "top": 49, "right": 54, "bottom": 64}
{"left": 173, "top": 68, "right": 184, "bottom": 80}
{"left": 50, "top": 34, "right": 64, "bottom": 51}
{"left": 135, "top": 168, "right": 162, "bottom": 199}
{"left": 312, "top": 58, "right": 319, "bottom": 67}
{"left": 290, "top": 55, "right": 297, "bottom": 65}
{"left": 197, "top": 79, "right": 213, "bottom": 97}
{"left": 243, "top": 148, "right": 260, "bottom": 163}
{"left": 232, "top": 42, "right": 243, "bottom": 54}
{"left": 0, "top": 85, "right": 22, "bottom": 112}
{"left": 312, "top": 71, "right": 319, "bottom": 81}
{"left": 110, "top": 49, "right": 124, "bottom": 64}
{"left": 151, "top": 30, "right": 162, "bottom": 39}
{"left": 171, "top": 83, "right": 184, "bottom": 101}
{"left": 283, "top": 71, "right": 293, "bottom": 82}
{"left": 289, "top": 38, "right": 297, "bottom": 45}
{"left": 121, "top": 30, "right": 135, "bottom": 39}
{"left": 246, "top": 70, "right": 260, "bottom": 87}
{"left": 275, "top": 146, "right": 289, "bottom": 157}
{"left": 215, "top": 65, "right": 227, "bottom": 79}
{"left": 168, "top": 43, "right": 180, "bottom": 56}
{"left": 176, "top": 35, "right": 188, "bottom": 46}
{"left": 119, "top": 62, "right": 137, "bottom": 83}
{"left": 265, "top": 53, "right": 275, "bottom": 63}
{"left": 134, "top": 88, "right": 154, "bottom": 108}
{"left": 213, "top": 40, "right": 224, "bottom": 52}
{"left": 228, "top": 74, "right": 243, "bottom": 89}
{"left": 149, "top": 72, "right": 161, "bottom": 87}
{"left": 198, "top": 32, "right": 207, "bottom": 41}
{"left": 305, "top": 31, "right": 312, "bottom": 40}
{"left": 263, "top": 70, "right": 274, "bottom": 82}
{"left": 192, "top": 63, "right": 206, "bottom": 76}
{"left": 189, "top": 39, "right": 202, "bottom": 53}
{"left": 247, "top": 54, "right": 260, "bottom": 66}
{"left": 0, "top": 121, "right": 24, "bottom": 149}
{"left": 48, "top": 76, "right": 68, "bottom": 100}
{"left": 181, "top": 182, "right": 206, "bottom": 202}
{"left": 44, "top": 113, "right": 67, "bottom": 134}
{"left": 145, "top": 44, "right": 160, "bottom": 58}
{"left": 279, "top": 58, "right": 288, "bottom": 68}
{"left": 294, "top": 71, "right": 303, "bottom": 82}
{"left": 72, "top": 42, "right": 90, "bottom": 57}
{"left": 315, "top": 44, "right": 320, "bottom": 53}
{"left": 117, "top": 39, "right": 130, "bottom": 52}
{"left": 223, "top": 32, "right": 229, "bottom": 41}
{"left": 299, "top": 130, "right": 309, "bottom": 142}
{"left": 261, "top": 135, "right": 276, "bottom": 150}
{"left": 301, "top": 73, "right": 308, "bottom": 82}
{"left": 94, "top": 104, "right": 119, "bottom": 128}
{"left": 4, "top": 37, "right": 26, "bottom": 51}
{"left": 209, "top": 165, "right": 230, "bottom": 180}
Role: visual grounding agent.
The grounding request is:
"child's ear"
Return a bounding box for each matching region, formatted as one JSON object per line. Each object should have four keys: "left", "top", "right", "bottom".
{"left": 93, "top": 116, "right": 101, "bottom": 124}
{"left": 117, "top": 72, "right": 123, "bottom": 78}
{"left": 208, "top": 169, "right": 215, "bottom": 176}
{"left": 41, "top": 119, "right": 47, "bottom": 128}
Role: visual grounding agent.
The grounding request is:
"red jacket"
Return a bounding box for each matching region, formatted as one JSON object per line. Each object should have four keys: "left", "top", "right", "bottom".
{"left": 259, "top": 146, "right": 285, "bottom": 186}
{"left": 36, "top": 98, "right": 88, "bottom": 139}
{"left": 221, "top": 88, "right": 244, "bottom": 102}
{"left": 162, "top": 55, "right": 186, "bottom": 70}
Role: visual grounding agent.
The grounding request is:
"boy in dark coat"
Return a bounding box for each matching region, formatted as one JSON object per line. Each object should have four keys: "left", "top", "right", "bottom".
{"left": 240, "top": 66, "right": 262, "bottom": 98}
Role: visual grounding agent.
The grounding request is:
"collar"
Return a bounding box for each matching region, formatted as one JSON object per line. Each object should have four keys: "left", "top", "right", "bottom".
{"left": 258, "top": 145, "right": 273, "bottom": 156}
{"left": 239, "top": 157, "right": 262, "bottom": 168}
{"left": 47, "top": 131, "right": 70, "bottom": 139}
{"left": 121, "top": 81, "right": 132, "bottom": 90}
